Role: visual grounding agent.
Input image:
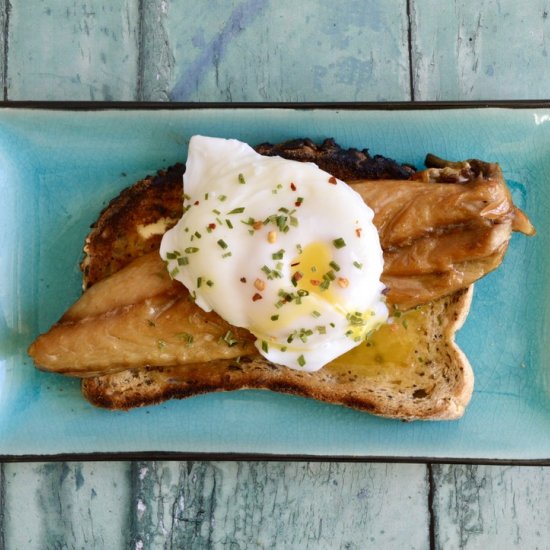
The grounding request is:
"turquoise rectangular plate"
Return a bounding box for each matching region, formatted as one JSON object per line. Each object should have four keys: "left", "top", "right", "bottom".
{"left": 1, "top": 104, "right": 548, "bottom": 461}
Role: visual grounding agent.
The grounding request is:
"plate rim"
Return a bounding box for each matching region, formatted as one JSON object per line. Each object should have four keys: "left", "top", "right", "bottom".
{"left": 2, "top": 99, "right": 550, "bottom": 111}
{"left": 2, "top": 100, "right": 549, "bottom": 463}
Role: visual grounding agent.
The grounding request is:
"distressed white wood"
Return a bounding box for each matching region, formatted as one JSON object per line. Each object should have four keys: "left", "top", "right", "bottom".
{"left": 432, "top": 464, "right": 550, "bottom": 549}
{"left": 141, "top": 0, "right": 411, "bottom": 102}
{"left": 131, "top": 461, "right": 429, "bottom": 549}
{"left": 7, "top": 1, "right": 140, "bottom": 100}
{"left": 0, "top": 0, "right": 6, "bottom": 100}
{"left": 410, "top": 0, "right": 550, "bottom": 100}
{"left": 2, "top": 462, "right": 131, "bottom": 549}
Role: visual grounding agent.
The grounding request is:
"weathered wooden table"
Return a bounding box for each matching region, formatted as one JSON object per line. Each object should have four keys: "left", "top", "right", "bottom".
{"left": 1, "top": 2, "right": 549, "bottom": 548}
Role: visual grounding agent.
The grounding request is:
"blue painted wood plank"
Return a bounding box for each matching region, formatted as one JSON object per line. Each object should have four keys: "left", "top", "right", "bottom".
{"left": 0, "top": 0, "right": 6, "bottom": 100}
{"left": 6, "top": 1, "right": 140, "bottom": 100}
{"left": 411, "top": 0, "right": 550, "bottom": 100}
{"left": 432, "top": 465, "right": 550, "bottom": 549}
{"left": 130, "top": 461, "right": 430, "bottom": 549}
{"left": 2, "top": 462, "right": 131, "bottom": 549}
{"left": 141, "top": 0, "right": 411, "bottom": 102}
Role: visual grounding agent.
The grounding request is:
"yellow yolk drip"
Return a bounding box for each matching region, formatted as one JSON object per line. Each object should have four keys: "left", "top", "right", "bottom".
{"left": 291, "top": 242, "right": 337, "bottom": 304}
{"left": 325, "top": 307, "right": 425, "bottom": 375}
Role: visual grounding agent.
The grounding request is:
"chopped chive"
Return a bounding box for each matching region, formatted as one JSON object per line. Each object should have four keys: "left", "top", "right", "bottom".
{"left": 402, "top": 319, "right": 408, "bottom": 329}
{"left": 217, "top": 239, "right": 228, "bottom": 249}
{"left": 297, "top": 355, "right": 306, "bottom": 367}
{"left": 212, "top": 208, "right": 221, "bottom": 215}
{"left": 272, "top": 249, "right": 285, "bottom": 260}
{"left": 184, "top": 247, "right": 199, "bottom": 254}
{"left": 157, "top": 339, "right": 166, "bottom": 350}
{"left": 225, "top": 219, "right": 234, "bottom": 229}
{"left": 194, "top": 231, "right": 201, "bottom": 239}
{"left": 329, "top": 261, "right": 341, "bottom": 272}
{"left": 238, "top": 173, "right": 246, "bottom": 184}
{"left": 166, "top": 251, "right": 179, "bottom": 260}
{"left": 270, "top": 314, "right": 279, "bottom": 321}
{"left": 316, "top": 325, "right": 326, "bottom": 334}
{"left": 353, "top": 261, "right": 363, "bottom": 269}
{"left": 261, "top": 341, "right": 269, "bottom": 353}
{"left": 222, "top": 330, "right": 238, "bottom": 347}
{"left": 170, "top": 267, "right": 179, "bottom": 278}
{"left": 206, "top": 280, "right": 214, "bottom": 287}
{"left": 177, "top": 256, "right": 189, "bottom": 266}
{"left": 176, "top": 332, "right": 194, "bottom": 345}
{"left": 218, "top": 195, "right": 227, "bottom": 202}
{"left": 204, "top": 192, "right": 209, "bottom": 200}
{"left": 333, "top": 237, "right": 346, "bottom": 249}
{"left": 222, "top": 252, "right": 232, "bottom": 258}
{"left": 311, "top": 310, "right": 321, "bottom": 318}
{"left": 228, "top": 207, "right": 245, "bottom": 215}
{"left": 197, "top": 277, "right": 203, "bottom": 288}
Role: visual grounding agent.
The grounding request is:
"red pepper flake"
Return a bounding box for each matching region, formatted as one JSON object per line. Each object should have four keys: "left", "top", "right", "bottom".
{"left": 295, "top": 201, "right": 302, "bottom": 207}
{"left": 355, "top": 227, "right": 362, "bottom": 237}
{"left": 252, "top": 293, "right": 263, "bottom": 302}
{"left": 328, "top": 176, "right": 337, "bottom": 184}
{"left": 290, "top": 182, "right": 297, "bottom": 191}
{"left": 292, "top": 271, "right": 303, "bottom": 282}
{"left": 194, "top": 200, "right": 200, "bottom": 206}
{"left": 290, "top": 261, "right": 300, "bottom": 267}
{"left": 252, "top": 220, "right": 263, "bottom": 230}
{"left": 337, "top": 277, "right": 349, "bottom": 288}
{"left": 254, "top": 278, "right": 266, "bottom": 291}
{"left": 310, "top": 279, "right": 321, "bottom": 286}
{"left": 208, "top": 223, "right": 216, "bottom": 230}
{"left": 240, "top": 277, "right": 247, "bottom": 283}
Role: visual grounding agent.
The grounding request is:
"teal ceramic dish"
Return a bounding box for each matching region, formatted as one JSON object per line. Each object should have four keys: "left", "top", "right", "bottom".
{"left": 0, "top": 104, "right": 547, "bottom": 461}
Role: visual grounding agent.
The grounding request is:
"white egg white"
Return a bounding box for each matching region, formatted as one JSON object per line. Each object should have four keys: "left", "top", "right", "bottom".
{"left": 160, "top": 135, "right": 388, "bottom": 371}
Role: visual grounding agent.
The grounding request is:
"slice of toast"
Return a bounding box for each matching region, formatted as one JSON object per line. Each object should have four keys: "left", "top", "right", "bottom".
{"left": 81, "top": 286, "right": 473, "bottom": 420}
{"left": 77, "top": 140, "right": 475, "bottom": 420}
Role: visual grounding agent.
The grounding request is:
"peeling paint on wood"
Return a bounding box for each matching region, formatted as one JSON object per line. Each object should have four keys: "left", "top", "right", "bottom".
{"left": 410, "top": 0, "right": 550, "bottom": 100}
{"left": 140, "top": 0, "right": 411, "bottom": 102}
{"left": 432, "top": 465, "right": 550, "bottom": 549}
{"left": 7, "top": 1, "right": 140, "bottom": 100}
{"left": 130, "top": 461, "right": 429, "bottom": 549}
{"left": 0, "top": 0, "right": 7, "bottom": 100}
{"left": 2, "top": 462, "right": 131, "bottom": 549}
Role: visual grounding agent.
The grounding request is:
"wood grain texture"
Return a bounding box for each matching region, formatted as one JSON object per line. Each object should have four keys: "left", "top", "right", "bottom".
{"left": 7, "top": 1, "right": 140, "bottom": 100}
{"left": 130, "top": 461, "right": 429, "bottom": 549}
{"left": 432, "top": 465, "right": 550, "bottom": 549}
{"left": 140, "top": 0, "right": 411, "bottom": 102}
{"left": 2, "top": 462, "right": 131, "bottom": 549}
{"left": 410, "top": 0, "right": 550, "bottom": 100}
{"left": 0, "top": 0, "right": 7, "bottom": 100}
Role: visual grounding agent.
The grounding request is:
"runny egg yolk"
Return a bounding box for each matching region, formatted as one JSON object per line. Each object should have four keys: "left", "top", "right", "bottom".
{"left": 160, "top": 135, "right": 388, "bottom": 372}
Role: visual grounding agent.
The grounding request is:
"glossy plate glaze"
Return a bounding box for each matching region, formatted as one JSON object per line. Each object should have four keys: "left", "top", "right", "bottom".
{"left": 0, "top": 105, "right": 548, "bottom": 460}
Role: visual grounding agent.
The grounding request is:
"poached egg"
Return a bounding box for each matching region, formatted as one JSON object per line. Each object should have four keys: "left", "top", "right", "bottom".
{"left": 160, "top": 136, "right": 388, "bottom": 371}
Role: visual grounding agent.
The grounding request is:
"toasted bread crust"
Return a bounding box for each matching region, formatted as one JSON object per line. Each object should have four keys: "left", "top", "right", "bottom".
{"left": 81, "top": 287, "right": 473, "bottom": 420}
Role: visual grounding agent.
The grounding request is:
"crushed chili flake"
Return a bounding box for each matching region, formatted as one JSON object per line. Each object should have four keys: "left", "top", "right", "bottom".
{"left": 254, "top": 278, "right": 266, "bottom": 291}
{"left": 290, "top": 261, "right": 300, "bottom": 267}
{"left": 194, "top": 200, "right": 200, "bottom": 206}
{"left": 267, "top": 230, "right": 277, "bottom": 243}
{"left": 328, "top": 176, "right": 337, "bottom": 184}
{"left": 337, "top": 277, "right": 349, "bottom": 288}
{"left": 252, "top": 293, "right": 263, "bottom": 302}
{"left": 290, "top": 182, "right": 297, "bottom": 191}
{"left": 355, "top": 228, "right": 362, "bottom": 237}
{"left": 292, "top": 271, "right": 303, "bottom": 282}
{"left": 208, "top": 223, "right": 216, "bottom": 230}
{"left": 252, "top": 220, "right": 263, "bottom": 230}
{"left": 310, "top": 279, "right": 321, "bottom": 286}
{"left": 240, "top": 277, "right": 247, "bottom": 283}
